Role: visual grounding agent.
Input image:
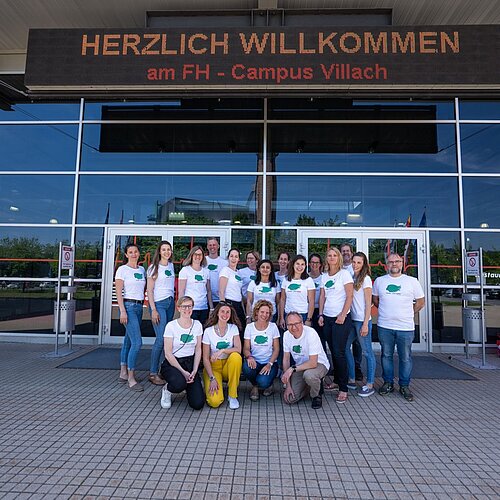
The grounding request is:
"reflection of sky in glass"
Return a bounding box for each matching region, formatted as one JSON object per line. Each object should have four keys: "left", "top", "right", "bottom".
{"left": 459, "top": 101, "right": 500, "bottom": 120}
{"left": 463, "top": 178, "right": 500, "bottom": 228}
{"left": 0, "top": 125, "right": 79, "bottom": 171}
{"left": 0, "top": 175, "right": 75, "bottom": 223}
{"left": 0, "top": 102, "right": 80, "bottom": 121}
{"left": 460, "top": 125, "right": 500, "bottom": 173}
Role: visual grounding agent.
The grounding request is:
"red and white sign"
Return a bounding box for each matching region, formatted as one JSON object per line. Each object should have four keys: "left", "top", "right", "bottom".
{"left": 61, "top": 245, "right": 75, "bottom": 270}
{"left": 466, "top": 251, "right": 480, "bottom": 276}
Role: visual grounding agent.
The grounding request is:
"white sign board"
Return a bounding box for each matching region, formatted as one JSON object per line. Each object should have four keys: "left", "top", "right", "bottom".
{"left": 61, "top": 245, "right": 75, "bottom": 270}
{"left": 466, "top": 250, "right": 480, "bottom": 276}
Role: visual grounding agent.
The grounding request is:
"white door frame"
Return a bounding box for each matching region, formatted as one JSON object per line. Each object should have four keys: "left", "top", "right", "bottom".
{"left": 100, "top": 225, "right": 230, "bottom": 344}
{"left": 298, "top": 228, "right": 430, "bottom": 352}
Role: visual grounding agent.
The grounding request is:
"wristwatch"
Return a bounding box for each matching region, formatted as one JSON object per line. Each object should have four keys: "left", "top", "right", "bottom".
{"left": 291, "top": 365, "right": 297, "bottom": 372}
{"left": 209, "top": 375, "right": 215, "bottom": 381}
{"left": 306, "top": 317, "right": 312, "bottom": 322}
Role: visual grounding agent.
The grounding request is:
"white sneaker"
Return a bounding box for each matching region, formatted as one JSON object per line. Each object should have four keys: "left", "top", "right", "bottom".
{"left": 228, "top": 397, "right": 239, "bottom": 410}
{"left": 160, "top": 386, "right": 172, "bottom": 409}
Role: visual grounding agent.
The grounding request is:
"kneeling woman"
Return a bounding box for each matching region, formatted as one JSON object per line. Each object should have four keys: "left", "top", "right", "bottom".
{"left": 160, "top": 296, "right": 204, "bottom": 410}
{"left": 202, "top": 302, "right": 243, "bottom": 409}
{"left": 242, "top": 299, "right": 280, "bottom": 401}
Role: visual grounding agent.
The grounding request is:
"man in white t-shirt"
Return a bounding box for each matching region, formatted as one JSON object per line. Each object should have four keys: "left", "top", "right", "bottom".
{"left": 340, "top": 242, "right": 363, "bottom": 382}
{"left": 281, "top": 312, "right": 330, "bottom": 409}
{"left": 372, "top": 253, "right": 425, "bottom": 402}
{"left": 205, "top": 238, "right": 228, "bottom": 306}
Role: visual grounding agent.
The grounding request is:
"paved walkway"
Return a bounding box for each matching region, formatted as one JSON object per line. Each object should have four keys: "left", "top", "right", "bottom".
{"left": 1, "top": 343, "right": 499, "bottom": 499}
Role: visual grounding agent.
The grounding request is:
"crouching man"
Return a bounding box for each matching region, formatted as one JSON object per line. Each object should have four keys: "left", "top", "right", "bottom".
{"left": 281, "top": 311, "right": 330, "bottom": 409}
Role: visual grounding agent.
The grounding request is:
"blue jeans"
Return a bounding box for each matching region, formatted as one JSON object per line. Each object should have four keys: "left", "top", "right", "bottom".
{"left": 378, "top": 326, "right": 415, "bottom": 387}
{"left": 149, "top": 296, "right": 174, "bottom": 374}
{"left": 120, "top": 301, "right": 143, "bottom": 371}
{"left": 242, "top": 360, "right": 278, "bottom": 389}
{"left": 346, "top": 320, "right": 376, "bottom": 385}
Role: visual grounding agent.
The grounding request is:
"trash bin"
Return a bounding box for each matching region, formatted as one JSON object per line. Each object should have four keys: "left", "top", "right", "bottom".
{"left": 462, "top": 292, "right": 484, "bottom": 343}
{"left": 54, "top": 299, "right": 76, "bottom": 333}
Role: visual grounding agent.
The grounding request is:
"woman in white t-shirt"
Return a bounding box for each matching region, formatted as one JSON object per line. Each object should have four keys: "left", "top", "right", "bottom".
{"left": 159, "top": 295, "right": 204, "bottom": 410}
{"left": 279, "top": 254, "right": 315, "bottom": 329}
{"left": 246, "top": 259, "right": 281, "bottom": 322}
{"left": 345, "top": 252, "right": 376, "bottom": 398}
{"left": 178, "top": 245, "right": 213, "bottom": 324}
{"left": 239, "top": 250, "right": 260, "bottom": 299}
{"left": 202, "top": 302, "right": 242, "bottom": 409}
{"left": 219, "top": 248, "right": 245, "bottom": 336}
{"left": 115, "top": 243, "right": 146, "bottom": 391}
{"left": 318, "top": 247, "right": 354, "bottom": 404}
{"left": 242, "top": 300, "right": 280, "bottom": 401}
{"left": 146, "top": 240, "right": 175, "bottom": 386}
{"left": 274, "top": 251, "right": 290, "bottom": 288}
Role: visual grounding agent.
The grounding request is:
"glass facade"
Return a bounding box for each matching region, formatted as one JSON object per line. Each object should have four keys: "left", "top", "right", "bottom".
{"left": 0, "top": 97, "right": 499, "bottom": 347}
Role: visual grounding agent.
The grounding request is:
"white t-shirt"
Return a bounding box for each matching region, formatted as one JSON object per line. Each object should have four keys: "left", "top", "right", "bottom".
{"left": 247, "top": 280, "right": 281, "bottom": 315}
{"left": 321, "top": 269, "right": 353, "bottom": 317}
{"left": 244, "top": 322, "right": 280, "bottom": 364}
{"left": 239, "top": 267, "right": 257, "bottom": 298}
{"left": 205, "top": 256, "right": 228, "bottom": 302}
{"left": 283, "top": 325, "right": 330, "bottom": 370}
{"left": 372, "top": 274, "right": 425, "bottom": 331}
{"left": 282, "top": 277, "right": 315, "bottom": 314}
{"left": 202, "top": 323, "right": 240, "bottom": 359}
{"left": 275, "top": 271, "right": 287, "bottom": 288}
{"left": 147, "top": 262, "right": 175, "bottom": 302}
{"left": 178, "top": 266, "right": 210, "bottom": 310}
{"left": 310, "top": 274, "right": 323, "bottom": 308}
{"left": 219, "top": 266, "right": 243, "bottom": 302}
{"left": 164, "top": 319, "right": 203, "bottom": 358}
{"left": 115, "top": 265, "right": 146, "bottom": 300}
{"left": 343, "top": 264, "right": 354, "bottom": 277}
{"left": 351, "top": 275, "right": 372, "bottom": 322}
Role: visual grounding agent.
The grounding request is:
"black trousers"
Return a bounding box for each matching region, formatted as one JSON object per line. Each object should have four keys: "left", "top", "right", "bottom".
{"left": 224, "top": 299, "right": 246, "bottom": 341}
{"left": 160, "top": 355, "right": 204, "bottom": 410}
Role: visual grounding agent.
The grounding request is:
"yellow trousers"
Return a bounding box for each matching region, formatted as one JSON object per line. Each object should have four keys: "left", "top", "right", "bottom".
{"left": 203, "top": 352, "right": 242, "bottom": 408}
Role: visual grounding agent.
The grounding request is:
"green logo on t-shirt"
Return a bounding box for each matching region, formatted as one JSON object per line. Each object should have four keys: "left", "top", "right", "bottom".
{"left": 288, "top": 283, "right": 301, "bottom": 291}
{"left": 134, "top": 273, "right": 143, "bottom": 280}
{"left": 260, "top": 286, "right": 271, "bottom": 293}
{"left": 208, "top": 264, "right": 217, "bottom": 271}
{"left": 254, "top": 335, "right": 268, "bottom": 345}
{"left": 315, "top": 282, "right": 319, "bottom": 288}
{"left": 386, "top": 284, "right": 401, "bottom": 293}
{"left": 165, "top": 270, "right": 172, "bottom": 276}
{"left": 292, "top": 345, "right": 302, "bottom": 354}
{"left": 250, "top": 275, "right": 256, "bottom": 281}
{"left": 324, "top": 280, "right": 335, "bottom": 288}
{"left": 235, "top": 275, "right": 242, "bottom": 281}
{"left": 216, "top": 341, "right": 230, "bottom": 349}
{"left": 194, "top": 274, "right": 204, "bottom": 282}
{"left": 180, "top": 334, "right": 194, "bottom": 343}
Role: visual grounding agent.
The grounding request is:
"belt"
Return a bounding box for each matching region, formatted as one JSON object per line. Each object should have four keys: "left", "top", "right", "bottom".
{"left": 124, "top": 298, "right": 143, "bottom": 305}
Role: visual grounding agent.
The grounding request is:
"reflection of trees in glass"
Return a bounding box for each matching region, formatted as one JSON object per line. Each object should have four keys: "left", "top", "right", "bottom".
{"left": 265, "top": 230, "right": 296, "bottom": 262}
{"left": 295, "top": 214, "right": 341, "bottom": 226}
{"left": 75, "top": 238, "right": 103, "bottom": 279}
{"left": 232, "top": 229, "right": 262, "bottom": 263}
{"left": 369, "top": 239, "right": 417, "bottom": 280}
{"left": 430, "top": 239, "right": 461, "bottom": 285}
{"left": 0, "top": 237, "right": 60, "bottom": 278}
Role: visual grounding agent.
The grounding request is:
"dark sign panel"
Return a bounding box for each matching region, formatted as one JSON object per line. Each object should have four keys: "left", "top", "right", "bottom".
{"left": 25, "top": 26, "right": 500, "bottom": 91}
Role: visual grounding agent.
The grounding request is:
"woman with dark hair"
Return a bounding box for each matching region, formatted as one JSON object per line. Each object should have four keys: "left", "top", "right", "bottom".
{"left": 239, "top": 250, "right": 260, "bottom": 299}
{"left": 146, "top": 240, "right": 175, "bottom": 386}
{"left": 242, "top": 299, "right": 280, "bottom": 401}
{"left": 178, "top": 245, "right": 213, "bottom": 324}
{"left": 308, "top": 253, "right": 325, "bottom": 344}
{"left": 279, "top": 254, "right": 315, "bottom": 329}
{"left": 159, "top": 295, "right": 204, "bottom": 410}
{"left": 219, "top": 248, "right": 246, "bottom": 336}
{"left": 246, "top": 259, "right": 281, "bottom": 322}
{"left": 275, "top": 251, "right": 290, "bottom": 288}
{"left": 202, "top": 302, "right": 242, "bottom": 409}
{"left": 346, "top": 252, "right": 376, "bottom": 397}
{"left": 318, "top": 247, "right": 354, "bottom": 404}
{"left": 115, "top": 243, "right": 146, "bottom": 391}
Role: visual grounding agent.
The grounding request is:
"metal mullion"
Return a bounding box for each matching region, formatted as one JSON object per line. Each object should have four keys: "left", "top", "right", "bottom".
{"left": 0, "top": 171, "right": 76, "bottom": 175}
{"left": 77, "top": 171, "right": 263, "bottom": 176}
{"left": 0, "top": 121, "right": 80, "bottom": 125}
{"left": 82, "top": 119, "right": 264, "bottom": 125}
{"left": 262, "top": 97, "right": 267, "bottom": 258}
{"left": 266, "top": 119, "right": 456, "bottom": 124}
{"left": 70, "top": 98, "right": 84, "bottom": 246}
{"left": 455, "top": 98, "right": 467, "bottom": 289}
{"left": 264, "top": 171, "right": 458, "bottom": 177}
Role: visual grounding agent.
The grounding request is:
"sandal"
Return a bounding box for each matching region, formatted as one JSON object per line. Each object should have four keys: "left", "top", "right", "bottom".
{"left": 324, "top": 382, "right": 338, "bottom": 391}
{"left": 336, "top": 391, "right": 348, "bottom": 404}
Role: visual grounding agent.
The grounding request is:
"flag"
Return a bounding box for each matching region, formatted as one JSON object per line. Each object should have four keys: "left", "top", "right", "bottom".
{"left": 419, "top": 208, "right": 427, "bottom": 227}
{"left": 403, "top": 214, "right": 412, "bottom": 267}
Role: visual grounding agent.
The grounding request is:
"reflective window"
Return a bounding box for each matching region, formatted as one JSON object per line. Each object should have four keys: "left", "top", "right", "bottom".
{"left": 74, "top": 284, "right": 101, "bottom": 335}
{"left": 0, "top": 227, "right": 71, "bottom": 278}
{"left": 0, "top": 175, "right": 75, "bottom": 223}
{"left": 465, "top": 232, "right": 500, "bottom": 286}
{"left": 268, "top": 98, "right": 454, "bottom": 120}
{"left": 429, "top": 232, "right": 462, "bottom": 285}
{"left": 463, "top": 178, "right": 500, "bottom": 229}
{"left": 74, "top": 228, "right": 104, "bottom": 279}
{"left": 84, "top": 98, "right": 263, "bottom": 120}
{"left": 271, "top": 176, "right": 458, "bottom": 227}
{"left": 459, "top": 100, "right": 500, "bottom": 120}
{"left": 266, "top": 229, "right": 297, "bottom": 262}
{"left": 231, "top": 229, "right": 262, "bottom": 261}
{"left": 0, "top": 125, "right": 79, "bottom": 171}
{"left": 268, "top": 124, "right": 456, "bottom": 172}
{"left": 431, "top": 289, "right": 463, "bottom": 343}
{"left": 460, "top": 125, "right": 500, "bottom": 173}
{"left": 81, "top": 124, "right": 262, "bottom": 171}
{"left": 0, "top": 101, "right": 80, "bottom": 121}
{"left": 77, "top": 175, "right": 258, "bottom": 225}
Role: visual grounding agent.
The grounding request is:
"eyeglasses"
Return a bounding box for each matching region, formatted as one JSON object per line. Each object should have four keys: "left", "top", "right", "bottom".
{"left": 310, "top": 260, "right": 321, "bottom": 265}
{"left": 387, "top": 260, "right": 403, "bottom": 264}
{"left": 179, "top": 304, "right": 194, "bottom": 309}
{"left": 286, "top": 321, "right": 303, "bottom": 328}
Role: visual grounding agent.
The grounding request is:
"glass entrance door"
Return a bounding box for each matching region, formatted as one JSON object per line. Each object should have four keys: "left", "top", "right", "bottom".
{"left": 101, "top": 226, "right": 230, "bottom": 344}
{"left": 299, "top": 229, "right": 428, "bottom": 351}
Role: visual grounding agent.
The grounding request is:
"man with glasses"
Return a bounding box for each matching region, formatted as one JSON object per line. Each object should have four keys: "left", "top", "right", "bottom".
{"left": 281, "top": 312, "right": 330, "bottom": 409}
{"left": 372, "top": 253, "right": 425, "bottom": 402}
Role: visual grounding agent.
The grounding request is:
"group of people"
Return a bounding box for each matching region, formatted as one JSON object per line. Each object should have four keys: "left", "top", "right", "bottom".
{"left": 115, "top": 238, "right": 425, "bottom": 410}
